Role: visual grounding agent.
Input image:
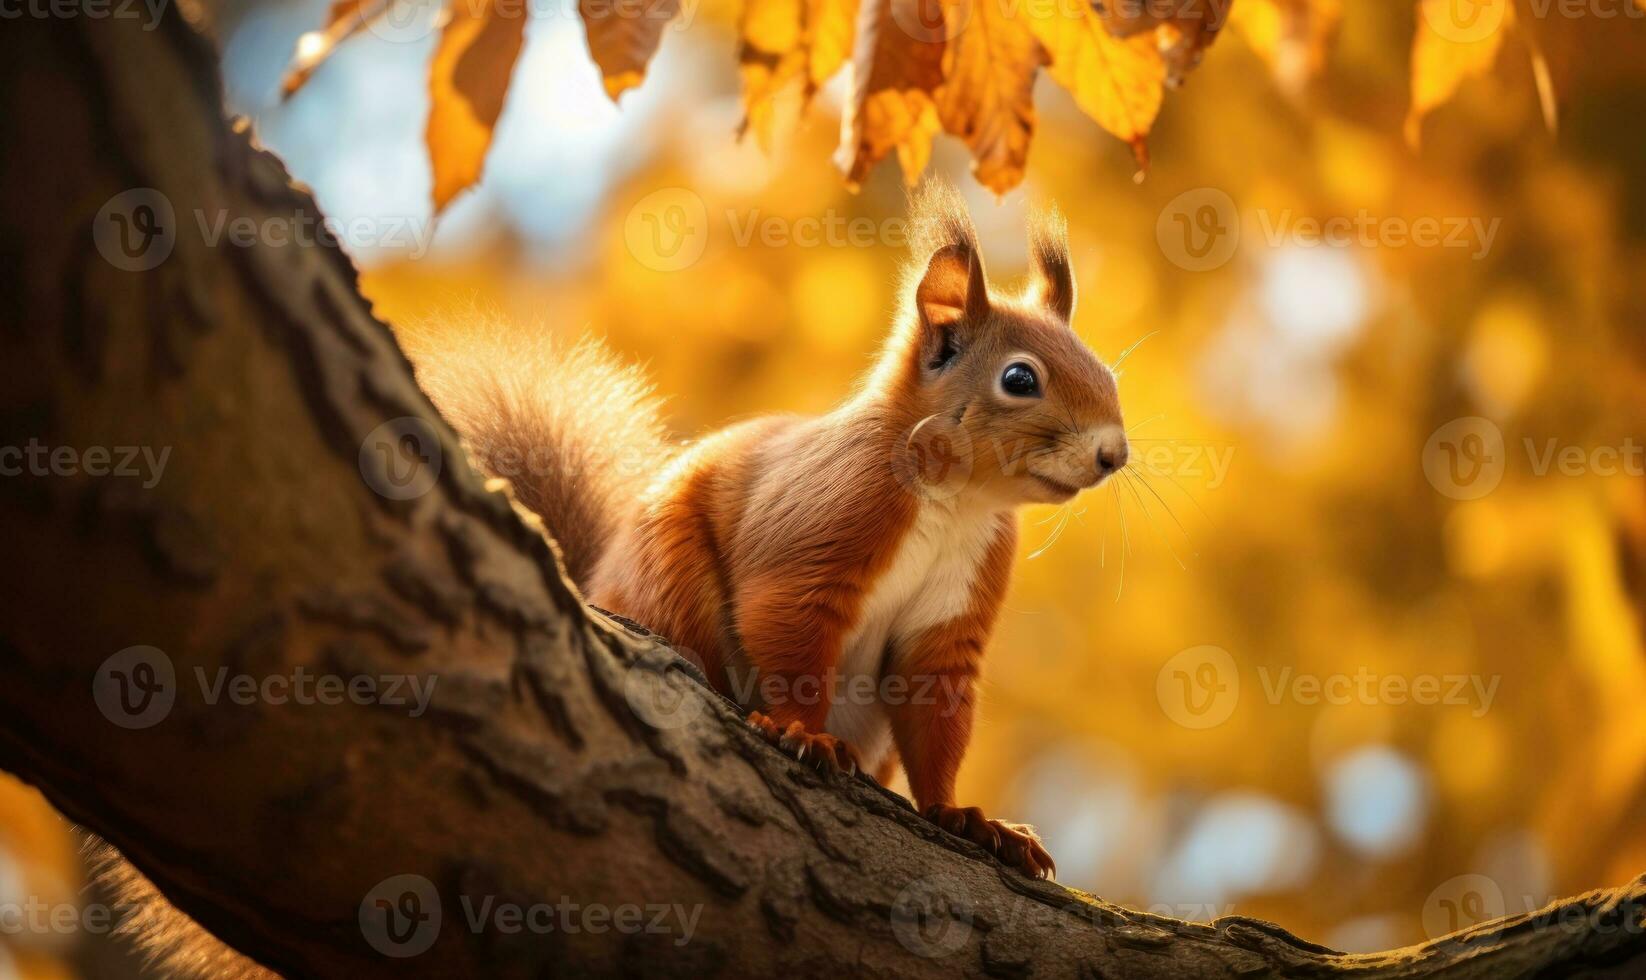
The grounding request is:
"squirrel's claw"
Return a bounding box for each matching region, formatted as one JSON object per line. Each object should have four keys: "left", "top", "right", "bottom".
{"left": 924, "top": 803, "right": 1056, "bottom": 880}
{"left": 748, "top": 711, "right": 861, "bottom": 777}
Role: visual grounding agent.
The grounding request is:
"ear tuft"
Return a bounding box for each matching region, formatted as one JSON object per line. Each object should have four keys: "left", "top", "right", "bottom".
{"left": 908, "top": 180, "right": 981, "bottom": 265}
{"left": 1029, "top": 205, "right": 1075, "bottom": 322}
{"left": 907, "top": 180, "right": 989, "bottom": 371}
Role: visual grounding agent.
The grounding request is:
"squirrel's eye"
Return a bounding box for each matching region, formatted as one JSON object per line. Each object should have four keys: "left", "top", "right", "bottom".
{"left": 1000, "top": 362, "right": 1040, "bottom": 398}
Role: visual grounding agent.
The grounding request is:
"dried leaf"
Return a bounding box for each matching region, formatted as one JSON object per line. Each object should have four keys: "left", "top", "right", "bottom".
{"left": 933, "top": 0, "right": 1046, "bottom": 193}
{"left": 1406, "top": 0, "right": 1514, "bottom": 148}
{"left": 835, "top": 0, "right": 946, "bottom": 186}
{"left": 1156, "top": 11, "right": 1229, "bottom": 87}
{"left": 282, "top": 0, "right": 391, "bottom": 98}
{"left": 581, "top": 0, "right": 682, "bottom": 100}
{"left": 1091, "top": 0, "right": 1230, "bottom": 87}
{"left": 1027, "top": 0, "right": 1164, "bottom": 166}
{"left": 427, "top": 0, "right": 529, "bottom": 212}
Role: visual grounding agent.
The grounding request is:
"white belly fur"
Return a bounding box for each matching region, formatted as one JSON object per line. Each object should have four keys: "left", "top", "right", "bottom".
{"left": 825, "top": 502, "right": 1000, "bottom": 771}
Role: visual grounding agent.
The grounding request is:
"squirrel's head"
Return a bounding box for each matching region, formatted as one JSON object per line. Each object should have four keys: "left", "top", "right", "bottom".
{"left": 880, "top": 183, "right": 1128, "bottom": 507}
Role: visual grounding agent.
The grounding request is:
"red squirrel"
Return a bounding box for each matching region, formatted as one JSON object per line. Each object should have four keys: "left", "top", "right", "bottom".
{"left": 411, "top": 182, "right": 1129, "bottom": 878}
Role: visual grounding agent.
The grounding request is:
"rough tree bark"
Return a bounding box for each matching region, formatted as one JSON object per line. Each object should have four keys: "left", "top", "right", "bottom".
{"left": 0, "top": 8, "right": 1644, "bottom": 979}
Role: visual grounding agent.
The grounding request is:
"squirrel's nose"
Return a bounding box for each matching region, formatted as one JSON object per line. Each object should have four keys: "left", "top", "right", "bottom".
{"left": 1096, "top": 437, "right": 1129, "bottom": 477}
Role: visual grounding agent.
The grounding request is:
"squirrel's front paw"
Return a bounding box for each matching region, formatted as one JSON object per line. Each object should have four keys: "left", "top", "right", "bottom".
{"left": 747, "top": 711, "right": 861, "bottom": 775}
{"left": 924, "top": 803, "right": 1056, "bottom": 880}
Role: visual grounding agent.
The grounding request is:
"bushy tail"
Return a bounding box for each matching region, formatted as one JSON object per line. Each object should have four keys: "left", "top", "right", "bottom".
{"left": 398, "top": 314, "right": 671, "bottom": 587}
{"left": 84, "top": 835, "right": 277, "bottom": 980}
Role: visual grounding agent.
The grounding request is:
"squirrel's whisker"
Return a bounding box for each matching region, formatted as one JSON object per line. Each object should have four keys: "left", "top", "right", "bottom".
{"left": 1111, "top": 331, "right": 1157, "bottom": 376}
{"left": 1120, "top": 470, "right": 1186, "bottom": 571}
{"left": 1129, "top": 468, "right": 1192, "bottom": 543}
{"left": 1127, "top": 414, "right": 1163, "bottom": 435}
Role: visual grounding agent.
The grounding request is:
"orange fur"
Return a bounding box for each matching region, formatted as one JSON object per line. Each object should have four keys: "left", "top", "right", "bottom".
{"left": 589, "top": 410, "right": 919, "bottom": 726}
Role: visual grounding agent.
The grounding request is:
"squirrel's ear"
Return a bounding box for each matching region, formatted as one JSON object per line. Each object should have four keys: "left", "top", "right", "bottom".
{"left": 915, "top": 243, "right": 989, "bottom": 367}
{"left": 1029, "top": 208, "right": 1075, "bottom": 323}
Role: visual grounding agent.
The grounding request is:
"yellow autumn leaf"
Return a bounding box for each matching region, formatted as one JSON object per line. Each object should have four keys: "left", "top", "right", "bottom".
{"left": 1025, "top": 0, "right": 1164, "bottom": 166}
{"left": 841, "top": 88, "right": 946, "bottom": 187}
{"left": 739, "top": 0, "right": 859, "bottom": 147}
{"left": 581, "top": 0, "right": 682, "bottom": 100}
{"left": 933, "top": 0, "right": 1046, "bottom": 193}
{"left": 740, "top": 0, "right": 805, "bottom": 145}
{"left": 897, "top": 96, "right": 943, "bottom": 182}
{"left": 836, "top": 0, "right": 946, "bottom": 186}
{"left": 808, "top": 0, "right": 859, "bottom": 87}
{"left": 1406, "top": 0, "right": 1514, "bottom": 147}
{"left": 427, "top": 0, "right": 528, "bottom": 212}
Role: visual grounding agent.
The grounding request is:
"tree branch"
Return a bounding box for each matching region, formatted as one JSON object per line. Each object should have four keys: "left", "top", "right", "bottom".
{"left": 0, "top": 10, "right": 1642, "bottom": 978}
